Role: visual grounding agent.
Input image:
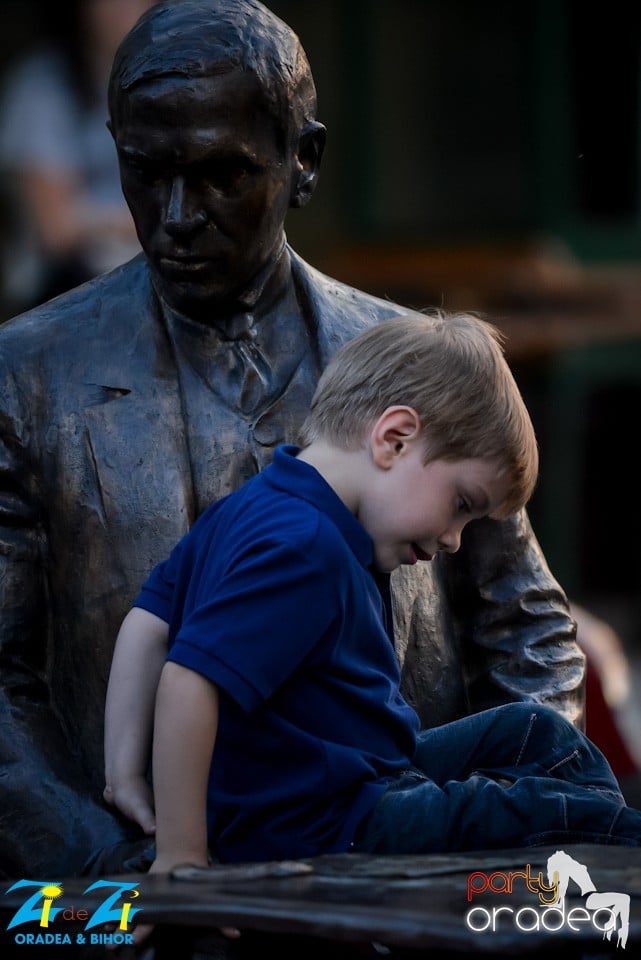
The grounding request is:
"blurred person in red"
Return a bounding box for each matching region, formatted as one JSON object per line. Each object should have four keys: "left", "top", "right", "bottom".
{"left": 572, "top": 602, "right": 641, "bottom": 806}
{"left": 0, "top": 0, "right": 156, "bottom": 315}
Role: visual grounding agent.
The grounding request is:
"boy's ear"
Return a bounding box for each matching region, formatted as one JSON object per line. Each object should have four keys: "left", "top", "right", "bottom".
{"left": 370, "top": 406, "right": 421, "bottom": 468}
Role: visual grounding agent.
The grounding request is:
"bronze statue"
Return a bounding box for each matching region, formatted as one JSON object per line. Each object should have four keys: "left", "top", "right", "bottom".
{"left": 0, "top": 0, "right": 584, "bottom": 879}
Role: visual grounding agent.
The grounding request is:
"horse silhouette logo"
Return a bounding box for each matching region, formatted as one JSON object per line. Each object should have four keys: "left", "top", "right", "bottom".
{"left": 546, "top": 850, "right": 630, "bottom": 949}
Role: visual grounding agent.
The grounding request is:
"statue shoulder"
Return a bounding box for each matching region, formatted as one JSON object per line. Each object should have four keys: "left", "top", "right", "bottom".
{"left": 289, "top": 247, "right": 423, "bottom": 332}
{"left": 0, "top": 256, "right": 151, "bottom": 364}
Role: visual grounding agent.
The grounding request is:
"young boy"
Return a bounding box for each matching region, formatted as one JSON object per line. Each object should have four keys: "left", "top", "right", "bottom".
{"left": 104, "top": 311, "right": 641, "bottom": 885}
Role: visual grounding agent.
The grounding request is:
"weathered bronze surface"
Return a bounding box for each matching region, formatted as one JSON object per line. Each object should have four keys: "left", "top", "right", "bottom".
{"left": 0, "top": 0, "right": 583, "bottom": 880}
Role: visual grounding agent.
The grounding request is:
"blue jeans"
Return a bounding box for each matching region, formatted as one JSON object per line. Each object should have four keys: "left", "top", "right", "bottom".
{"left": 354, "top": 702, "right": 641, "bottom": 852}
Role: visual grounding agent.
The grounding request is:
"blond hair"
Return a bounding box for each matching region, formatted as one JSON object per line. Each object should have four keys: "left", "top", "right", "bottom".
{"left": 300, "top": 311, "right": 538, "bottom": 517}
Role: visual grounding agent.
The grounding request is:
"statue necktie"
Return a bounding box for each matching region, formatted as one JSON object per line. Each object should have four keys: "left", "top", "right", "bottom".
{"left": 231, "top": 335, "right": 273, "bottom": 418}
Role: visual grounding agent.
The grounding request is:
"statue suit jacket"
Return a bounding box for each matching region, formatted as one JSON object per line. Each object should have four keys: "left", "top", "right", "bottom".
{"left": 0, "top": 249, "right": 584, "bottom": 876}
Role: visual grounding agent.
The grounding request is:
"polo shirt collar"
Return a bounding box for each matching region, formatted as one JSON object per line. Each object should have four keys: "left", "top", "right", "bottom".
{"left": 265, "top": 445, "right": 373, "bottom": 569}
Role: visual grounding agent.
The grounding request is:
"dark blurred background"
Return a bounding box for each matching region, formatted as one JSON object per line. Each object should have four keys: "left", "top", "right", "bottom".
{"left": 2, "top": 0, "right": 641, "bottom": 758}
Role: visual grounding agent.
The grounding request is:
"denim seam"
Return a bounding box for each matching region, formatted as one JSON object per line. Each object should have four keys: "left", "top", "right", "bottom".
{"left": 607, "top": 804, "right": 625, "bottom": 838}
{"left": 548, "top": 747, "right": 580, "bottom": 773}
{"left": 515, "top": 711, "right": 537, "bottom": 765}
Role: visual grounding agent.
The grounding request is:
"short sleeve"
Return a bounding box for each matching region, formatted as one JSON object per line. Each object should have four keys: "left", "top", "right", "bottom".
{"left": 133, "top": 536, "right": 186, "bottom": 625}
{"left": 167, "top": 531, "right": 339, "bottom": 713}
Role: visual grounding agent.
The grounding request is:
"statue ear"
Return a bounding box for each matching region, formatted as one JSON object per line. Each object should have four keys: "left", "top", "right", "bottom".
{"left": 290, "top": 121, "right": 326, "bottom": 208}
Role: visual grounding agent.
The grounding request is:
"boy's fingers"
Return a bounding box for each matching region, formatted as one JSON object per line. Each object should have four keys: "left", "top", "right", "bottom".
{"left": 121, "top": 802, "right": 155, "bottom": 834}
{"left": 103, "top": 784, "right": 157, "bottom": 835}
{"left": 133, "top": 806, "right": 156, "bottom": 835}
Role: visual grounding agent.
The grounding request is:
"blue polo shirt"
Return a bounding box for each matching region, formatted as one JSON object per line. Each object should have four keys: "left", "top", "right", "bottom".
{"left": 135, "top": 444, "right": 419, "bottom": 862}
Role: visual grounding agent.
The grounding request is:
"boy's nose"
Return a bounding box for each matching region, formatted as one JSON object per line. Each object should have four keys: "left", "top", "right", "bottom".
{"left": 439, "top": 529, "right": 462, "bottom": 554}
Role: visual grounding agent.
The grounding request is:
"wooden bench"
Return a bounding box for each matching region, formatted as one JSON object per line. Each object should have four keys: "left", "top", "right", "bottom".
{"left": 2, "top": 845, "right": 640, "bottom": 957}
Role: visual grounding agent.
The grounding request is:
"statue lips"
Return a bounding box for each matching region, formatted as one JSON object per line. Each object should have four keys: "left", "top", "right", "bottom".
{"left": 159, "top": 254, "right": 212, "bottom": 275}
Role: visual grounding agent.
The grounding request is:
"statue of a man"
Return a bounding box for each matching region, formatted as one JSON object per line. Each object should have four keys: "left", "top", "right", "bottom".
{"left": 0, "top": 0, "right": 584, "bottom": 878}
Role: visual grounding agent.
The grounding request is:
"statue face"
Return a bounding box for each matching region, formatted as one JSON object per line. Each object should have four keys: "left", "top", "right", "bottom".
{"left": 112, "top": 71, "right": 295, "bottom": 318}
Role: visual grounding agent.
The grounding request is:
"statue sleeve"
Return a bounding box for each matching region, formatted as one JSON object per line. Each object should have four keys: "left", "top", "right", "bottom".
{"left": 0, "top": 353, "right": 146, "bottom": 877}
{"left": 443, "top": 509, "right": 586, "bottom": 728}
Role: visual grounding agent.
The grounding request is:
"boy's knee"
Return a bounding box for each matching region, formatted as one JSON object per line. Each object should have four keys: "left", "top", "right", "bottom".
{"left": 498, "top": 701, "right": 580, "bottom": 752}
{"left": 529, "top": 702, "right": 576, "bottom": 732}
{"left": 501, "top": 701, "right": 571, "bottom": 729}
{"left": 513, "top": 702, "right": 586, "bottom": 760}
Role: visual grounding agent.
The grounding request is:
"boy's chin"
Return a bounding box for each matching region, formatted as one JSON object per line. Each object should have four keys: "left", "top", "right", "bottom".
{"left": 372, "top": 556, "right": 400, "bottom": 575}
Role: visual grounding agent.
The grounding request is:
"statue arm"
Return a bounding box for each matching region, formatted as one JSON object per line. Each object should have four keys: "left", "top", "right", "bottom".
{"left": 444, "top": 509, "right": 586, "bottom": 727}
{"left": 0, "top": 359, "right": 150, "bottom": 877}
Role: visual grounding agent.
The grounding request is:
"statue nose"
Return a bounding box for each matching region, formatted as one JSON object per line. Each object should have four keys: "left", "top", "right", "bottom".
{"left": 164, "top": 177, "right": 207, "bottom": 235}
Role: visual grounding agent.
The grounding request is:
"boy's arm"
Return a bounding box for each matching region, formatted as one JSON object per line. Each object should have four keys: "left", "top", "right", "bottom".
{"left": 133, "top": 663, "right": 241, "bottom": 947}
{"left": 151, "top": 660, "right": 218, "bottom": 870}
{"left": 104, "top": 607, "right": 169, "bottom": 834}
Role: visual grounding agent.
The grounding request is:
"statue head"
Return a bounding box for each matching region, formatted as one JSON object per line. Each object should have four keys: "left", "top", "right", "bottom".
{"left": 107, "top": 0, "right": 326, "bottom": 319}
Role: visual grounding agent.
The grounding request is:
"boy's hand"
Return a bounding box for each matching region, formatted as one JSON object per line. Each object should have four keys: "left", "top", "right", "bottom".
{"left": 103, "top": 776, "right": 156, "bottom": 836}
{"left": 128, "top": 858, "right": 242, "bottom": 948}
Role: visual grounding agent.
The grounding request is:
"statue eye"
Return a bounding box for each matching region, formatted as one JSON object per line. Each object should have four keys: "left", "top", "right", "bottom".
{"left": 122, "top": 155, "right": 158, "bottom": 184}
{"left": 206, "top": 157, "right": 258, "bottom": 193}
